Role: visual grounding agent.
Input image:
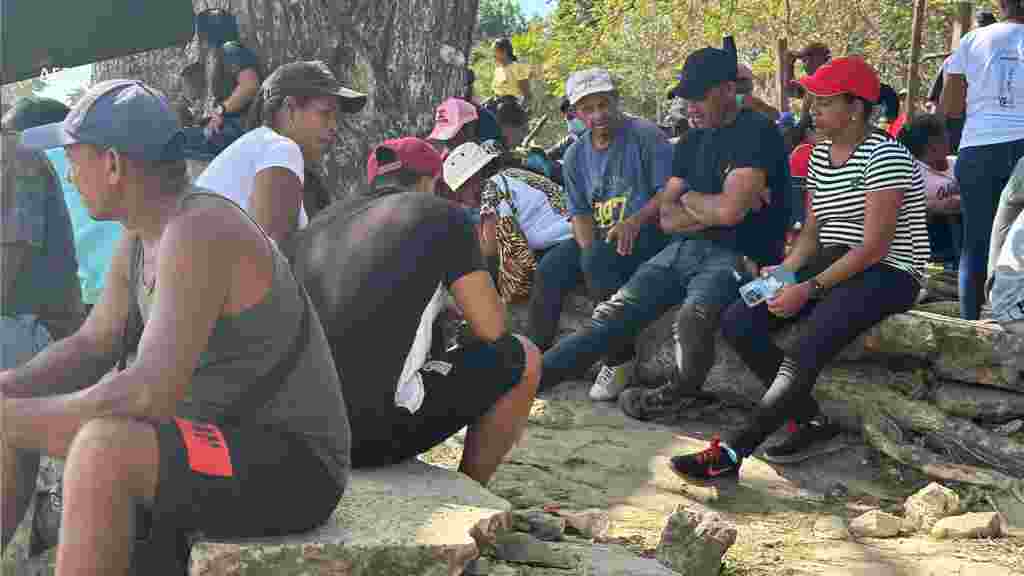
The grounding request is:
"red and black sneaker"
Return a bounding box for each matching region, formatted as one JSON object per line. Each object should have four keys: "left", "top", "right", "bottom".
{"left": 668, "top": 434, "right": 741, "bottom": 482}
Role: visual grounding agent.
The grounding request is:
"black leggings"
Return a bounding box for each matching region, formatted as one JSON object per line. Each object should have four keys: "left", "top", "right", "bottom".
{"left": 721, "top": 263, "right": 920, "bottom": 457}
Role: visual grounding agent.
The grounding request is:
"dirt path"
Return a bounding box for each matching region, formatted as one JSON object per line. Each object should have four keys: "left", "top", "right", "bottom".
{"left": 423, "top": 381, "right": 1024, "bottom": 576}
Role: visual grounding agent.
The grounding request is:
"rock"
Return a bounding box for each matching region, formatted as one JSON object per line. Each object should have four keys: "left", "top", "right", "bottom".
{"left": 555, "top": 509, "right": 611, "bottom": 540}
{"left": 492, "top": 533, "right": 577, "bottom": 569}
{"left": 994, "top": 419, "right": 1024, "bottom": 436}
{"left": 510, "top": 510, "right": 566, "bottom": 542}
{"left": 932, "top": 383, "right": 1024, "bottom": 421}
{"left": 930, "top": 512, "right": 1002, "bottom": 539}
{"left": 189, "top": 460, "right": 510, "bottom": 575}
{"left": 904, "top": 482, "right": 961, "bottom": 533}
{"left": 557, "top": 543, "right": 681, "bottom": 575}
{"left": 849, "top": 510, "right": 903, "bottom": 539}
{"left": 813, "top": 516, "right": 850, "bottom": 540}
{"left": 464, "top": 556, "right": 492, "bottom": 575}
{"left": 655, "top": 504, "right": 737, "bottom": 576}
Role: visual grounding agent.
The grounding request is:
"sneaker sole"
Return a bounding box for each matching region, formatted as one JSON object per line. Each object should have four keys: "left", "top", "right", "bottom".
{"left": 760, "top": 438, "right": 849, "bottom": 464}
{"left": 666, "top": 460, "right": 739, "bottom": 487}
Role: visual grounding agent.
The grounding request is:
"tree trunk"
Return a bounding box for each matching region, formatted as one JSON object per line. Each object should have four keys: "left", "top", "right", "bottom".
{"left": 93, "top": 0, "right": 479, "bottom": 201}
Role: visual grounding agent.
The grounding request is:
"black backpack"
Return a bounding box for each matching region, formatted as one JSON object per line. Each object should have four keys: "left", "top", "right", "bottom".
{"left": 194, "top": 8, "right": 240, "bottom": 47}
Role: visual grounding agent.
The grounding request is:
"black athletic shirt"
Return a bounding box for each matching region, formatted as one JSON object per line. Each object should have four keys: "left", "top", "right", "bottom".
{"left": 290, "top": 192, "right": 485, "bottom": 412}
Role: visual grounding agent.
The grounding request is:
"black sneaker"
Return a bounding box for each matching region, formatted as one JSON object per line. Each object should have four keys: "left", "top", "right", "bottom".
{"left": 762, "top": 417, "right": 843, "bottom": 464}
{"left": 668, "top": 435, "right": 741, "bottom": 483}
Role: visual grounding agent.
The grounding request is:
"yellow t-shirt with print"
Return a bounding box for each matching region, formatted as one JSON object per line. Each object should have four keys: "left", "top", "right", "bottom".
{"left": 493, "top": 62, "right": 529, "bottom": 98}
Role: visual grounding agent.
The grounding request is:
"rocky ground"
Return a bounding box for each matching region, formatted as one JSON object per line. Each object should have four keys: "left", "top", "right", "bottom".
{"left": 423, "top": 380, "right": 1024, "bottom": 576}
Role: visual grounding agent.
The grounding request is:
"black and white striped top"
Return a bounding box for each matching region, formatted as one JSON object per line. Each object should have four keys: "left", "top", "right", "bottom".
{"left": 808, "top": 131, "right": 930, "bottom": 278}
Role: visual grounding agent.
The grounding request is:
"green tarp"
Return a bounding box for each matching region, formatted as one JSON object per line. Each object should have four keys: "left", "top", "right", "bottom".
{"left": 1, "top": 0, "right": 194, "bottom": 85}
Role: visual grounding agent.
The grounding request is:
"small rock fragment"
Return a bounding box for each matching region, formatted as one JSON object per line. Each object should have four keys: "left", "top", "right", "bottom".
{"left": 994, "top": 419, "right": 1024, "bottom": 436}
{"left": 558, "top": 508, "right": 611, "bottom": 540}
{"left": 656, "top": 504, "right": 737, "bottom": 576}
{"left": 464, "top": 556, "right": 492, "bottom": 576}
{"left": 850, "top": 509, "right": 902, "bottom": 538}
{"left": 813, "top": 516, "right": 850, "bottom": 540}
{"left": 930, "top": 512, "right": 1002, "bottom": 540}
{"left": 903, "top": 482, "right": 960, "bottom": 533}
{"left": 510, "top": 509, "right": 566, "bottom": 542}
{"left": 493, "top": 532, "right": 577, "bottom": 569}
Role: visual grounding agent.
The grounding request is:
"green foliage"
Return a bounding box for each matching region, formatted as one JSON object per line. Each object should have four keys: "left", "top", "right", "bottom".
{"left": 478, "top": 0, "right": 530, "bottom": 40}
{"left": 471, "top": 0, "right": 1002, "bottom": 147}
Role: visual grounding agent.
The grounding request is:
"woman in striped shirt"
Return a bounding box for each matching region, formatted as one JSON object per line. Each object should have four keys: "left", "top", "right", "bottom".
{"left": 669, "top": 57, "right": 930, "bottom": 482}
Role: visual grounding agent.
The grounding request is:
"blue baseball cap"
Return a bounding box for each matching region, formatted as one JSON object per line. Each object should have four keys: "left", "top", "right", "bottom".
{"left": 20, "top": 79, "right": 184, "bottom": 161}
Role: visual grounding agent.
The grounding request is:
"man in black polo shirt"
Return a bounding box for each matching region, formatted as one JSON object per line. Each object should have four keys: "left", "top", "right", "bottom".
{"left": 288, "top": 142, "right": 541, "bottom": 484}
{"left": 541, "top": 48, "right": 790, "bottom": 421}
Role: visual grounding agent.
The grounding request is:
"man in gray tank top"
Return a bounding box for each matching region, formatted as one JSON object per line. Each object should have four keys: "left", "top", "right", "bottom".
{"left": 2, "top": 79, "right": 349, "bottom": 574}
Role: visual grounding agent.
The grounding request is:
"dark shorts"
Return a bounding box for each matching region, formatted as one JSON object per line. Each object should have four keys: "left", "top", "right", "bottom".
{"left": 136, "top": 418, "right": 343, "bottom": 565}
{"left": 348, "top": 336, "right": 527, "bottom": 468}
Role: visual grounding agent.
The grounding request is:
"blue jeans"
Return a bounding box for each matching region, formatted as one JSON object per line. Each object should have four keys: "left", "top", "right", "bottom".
{"left": 540, "top": 239, "right": 746, "bottom": 389}
{"left": 181, "top": 116, "right": 246, "bottom": 162}
{"left": 527, "top": 228, "right": 668, "bottom": 350}
{"left": 956, "top": 139, "right": 1024, "bottom": 319}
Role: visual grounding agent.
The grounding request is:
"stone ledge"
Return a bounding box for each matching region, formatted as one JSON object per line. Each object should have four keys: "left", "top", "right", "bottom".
{"left": 9, "top": 460, "right": 511, "bottom": 576}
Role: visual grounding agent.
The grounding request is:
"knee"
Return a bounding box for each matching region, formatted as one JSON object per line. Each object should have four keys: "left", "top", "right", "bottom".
{"left": 66, "top": 418, "right": 157, "bottom": 482}
{"left": 513, "top": 334, "right": 542, "bottom": 396}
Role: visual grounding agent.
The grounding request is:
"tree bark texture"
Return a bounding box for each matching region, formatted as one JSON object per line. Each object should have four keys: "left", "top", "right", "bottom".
{"left": 93, "top": 0, "right": 480, "bottom": 200}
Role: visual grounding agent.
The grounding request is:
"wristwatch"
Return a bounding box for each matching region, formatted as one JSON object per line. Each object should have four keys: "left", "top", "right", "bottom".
{"left": 808, "top": 278, "right": 826, "bottom": 300}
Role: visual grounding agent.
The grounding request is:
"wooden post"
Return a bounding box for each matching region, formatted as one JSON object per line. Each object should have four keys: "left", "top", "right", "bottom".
{"left": 777, "top": 37, "right": 789, "bottom": 113}
{"left": 906, "top": 0, "right": 928, "bottom": 123}
{"left": 952, "top": 2, "right": 973, "bottom": 51}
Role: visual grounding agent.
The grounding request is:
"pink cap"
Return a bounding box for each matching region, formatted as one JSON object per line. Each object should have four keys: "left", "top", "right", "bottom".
{"left": 428, "top": 98, "right": 479, "bottom": 142}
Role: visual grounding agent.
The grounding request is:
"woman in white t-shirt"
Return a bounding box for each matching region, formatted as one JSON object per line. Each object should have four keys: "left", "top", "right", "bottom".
{"left": 196, "top": 60, "right": 366, "bottom": 245}
{"left": 442, "top": 141, "right": 572, "bottom": 301}
{"left": 942, "top": 5, "right": 1024, "bottom": 319}
{"left": 898, "top": 114, "right": 963, "bottom": 268}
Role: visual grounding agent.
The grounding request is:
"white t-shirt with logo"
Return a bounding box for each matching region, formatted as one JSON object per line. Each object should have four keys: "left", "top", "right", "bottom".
{"left": 195, "top": 126, "right": 308, "bottom": 228}
{"left": 918, "top": 157, "right": 961, "bottom": 215}
{"left": 945, "top": 23, "right": 1024, "bottom": 149}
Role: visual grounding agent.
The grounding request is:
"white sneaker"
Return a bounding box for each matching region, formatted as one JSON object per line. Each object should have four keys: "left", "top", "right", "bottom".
{"left": 589, "top": 361, "right": 633, "bottom": 401}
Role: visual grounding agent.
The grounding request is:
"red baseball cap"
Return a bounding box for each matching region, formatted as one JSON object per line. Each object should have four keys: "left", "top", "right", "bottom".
{"left": 366, "top": 138, "right": 443, "bottom": 184}
{"left": 428, "top": 98, "right": 478, "bottom": 141}
{"left": 798, "top": 56, "right": 880, "bottom": 103}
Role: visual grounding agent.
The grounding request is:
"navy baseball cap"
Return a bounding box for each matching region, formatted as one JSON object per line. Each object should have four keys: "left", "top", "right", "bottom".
{"left": 670, "top": 47, "right": 738, "bottom": 101}
{"left": 20, "top": 79, "right": 184, "bottom": 161}
{"left": 2, "top": 96, "right": 70, "bottom": 131}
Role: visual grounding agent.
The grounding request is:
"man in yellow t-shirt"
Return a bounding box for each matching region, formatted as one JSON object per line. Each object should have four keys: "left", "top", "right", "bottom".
{"left": 493, "top": 38, "right": 531, "bottom": 103}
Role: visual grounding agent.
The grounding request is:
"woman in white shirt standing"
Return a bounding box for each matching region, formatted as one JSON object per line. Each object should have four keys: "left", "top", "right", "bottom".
{"left": 196, "top": 60, "right": 366, "bottom": 245}
{"left": 942, "top": 2, "right": 1024, "bottom": 319}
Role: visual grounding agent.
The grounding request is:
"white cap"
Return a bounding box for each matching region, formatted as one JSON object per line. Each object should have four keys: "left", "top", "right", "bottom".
{"left": 443, "top": 142, "right": 500, "bottom": 192}
{"left": 566, "top": 68, "right": 615, "bottom": 105}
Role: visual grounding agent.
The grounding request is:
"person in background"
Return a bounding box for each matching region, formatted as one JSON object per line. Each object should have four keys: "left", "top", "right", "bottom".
{"left": 736, "top": 63, "right": 781, "bottom": 121}
{"left": 788, "top": 121, "right": 817, "bottom": 252}
{"left": 429, "top": 97, "right": 502, "bottom": 155}
{"left": 942, "top": 0, "right": 1024, "bottom": 320}
{"left": 444, "top": 141, "right": 572, "bottom": 301}
{"left": 0, "top": 131, "right": 83, "bottom": 562}
{"left": 882, "top": 86, "right": 906, "bottom": 138}
{"left": 493, "top": 38, "right": 531, "bottom": 105}
{"left": 546, "top": 98, "right": 586, "bottom": 163}
{"left": 365, "top": 137, "right": 444, "bottom": 197}
{"left": 929, "top": 9, "right": 999, "bottom": 130}
{"left": 181, "top": 10, "right": 263, "bottom": 160}
{"left": 195, "top": 61, "right": 367, "bottom": 246}
{"left": 988, "top": 157, "right": 1024, "bottom": 334}
{"left": 527, "top": 68, "right": 671, "bottom": 354}
{"left": 899, "top": 114, "right": 963, "bottom": 269}
{"left": 668, "top": 57, "right": 929, "bottom": 481}
{"left": 2, "top": 97, "right": 122, "bottom": 312}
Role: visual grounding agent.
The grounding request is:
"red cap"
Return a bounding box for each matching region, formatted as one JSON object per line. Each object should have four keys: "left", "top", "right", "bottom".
{"left": 367, "top": 138, "right": 444, "bottom": 184}
{"left": 798, "top": 56, "right": 880, "bottom": 103}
